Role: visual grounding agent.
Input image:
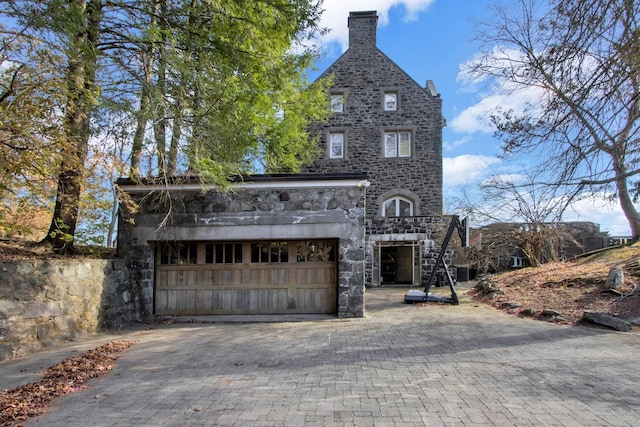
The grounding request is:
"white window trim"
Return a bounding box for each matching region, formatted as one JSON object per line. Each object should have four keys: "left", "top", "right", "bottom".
{"left": 382, "top": 196, "right": 414, "bottom": 217}
{"left": 384, "top": 92, "right": 398, "bottom": 111}
{"left": 384, "top": 133, "right": 397, "bottom": 157}
{"left": 398, "top": 132, "right": 411, "bottom": 157}
{"left": 329, "top": 132, "right": 344, "bottom": 159}
{"left": 384, "top": 131, "right": 411, "bottom": 157}
{"left": 330, "top": 93, "right": 344, "bottom": 113}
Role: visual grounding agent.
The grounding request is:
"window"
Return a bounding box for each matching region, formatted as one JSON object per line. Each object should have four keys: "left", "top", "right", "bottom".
{"left": 382, "top": 197, "right": 413, "bottom": 217}
{"left": 511, "top": 256, "right": 525, "bottom": 268}
{"left": 330, "top": 94, "right": 344, "bottom": 112}
{"left": 384, "top": 92, "right": 397, "bottom": 111}
{"left": 205, "top": 243, "right": 243, "bottom": 264}
{"left": 159, "top": 242, "right": 198, "bottom": 265}
{"left": 296, "top": 241, "right": 336, "bottom": 262}
{"left": 251, "top": 242, "right": 288, "bottom": 263}
{"left": 157, "top": 240, "right": 340, "bottom": 266}
{"left": 329, "top": 132, "right": 344, "bottom": 159}
{"left": 384, "top": 131, "right": 411, "bottom": 157}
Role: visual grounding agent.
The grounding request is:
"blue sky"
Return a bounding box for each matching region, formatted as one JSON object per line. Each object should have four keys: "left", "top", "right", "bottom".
{"left": 309, "top": 0, "right": 634, "bottom": 236}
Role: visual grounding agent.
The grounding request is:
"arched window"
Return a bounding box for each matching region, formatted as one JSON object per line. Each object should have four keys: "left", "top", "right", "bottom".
{"left": 382, "top": 197, "right": 413, "bottom": 217}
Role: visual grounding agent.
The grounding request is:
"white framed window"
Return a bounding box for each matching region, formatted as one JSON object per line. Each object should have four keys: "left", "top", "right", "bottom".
{"left": 382, "top": 197, "right": 414, "bottom": 217}
{"left": 329, "top": 132, "right": 344, "bottom": 159}
{"left": 384, "top": 131, "right": 411, "bottom": 157}
{"left": 330, "top": 94, "right": 344, "bottom": 112}
{"left": 384, "top": 92, "right": 397, "bottom": 111}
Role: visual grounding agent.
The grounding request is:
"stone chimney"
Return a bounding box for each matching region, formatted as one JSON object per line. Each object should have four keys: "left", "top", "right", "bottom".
{"left": 348, "top": 11, "right": 378, "bottom": 49}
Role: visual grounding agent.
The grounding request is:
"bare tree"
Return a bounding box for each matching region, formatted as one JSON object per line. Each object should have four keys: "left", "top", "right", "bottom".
{"left": 466, "top": 0, "right": 640, "bottom": 239}
{"left": 459, "top": 171, "right": 580, "bottom": 268}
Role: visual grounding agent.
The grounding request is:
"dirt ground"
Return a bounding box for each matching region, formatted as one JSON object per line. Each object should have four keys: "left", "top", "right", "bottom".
{"left": 468, "top": 243, "right": 640, "bottom": 332}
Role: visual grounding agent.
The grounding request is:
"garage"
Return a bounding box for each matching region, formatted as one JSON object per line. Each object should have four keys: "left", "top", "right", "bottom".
{"left": 155, "top": 239, "right": 337, "bottom": 315}
{"left": 117, "top": 173, "right": 367, "bottom": 318}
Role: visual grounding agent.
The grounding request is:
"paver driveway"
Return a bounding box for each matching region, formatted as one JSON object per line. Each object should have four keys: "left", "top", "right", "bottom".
{"left": 3, "top": 286, "right": 640, "bottom": 426}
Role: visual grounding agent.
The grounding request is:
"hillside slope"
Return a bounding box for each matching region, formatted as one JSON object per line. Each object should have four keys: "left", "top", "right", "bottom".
{"left": 470, "top": 243, "right": 640, "bottom": 331}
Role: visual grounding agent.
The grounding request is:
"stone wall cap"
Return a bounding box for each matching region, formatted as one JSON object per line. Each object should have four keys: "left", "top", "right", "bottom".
{"left": 117, "top": 172, "right": 369, "bottom": 192}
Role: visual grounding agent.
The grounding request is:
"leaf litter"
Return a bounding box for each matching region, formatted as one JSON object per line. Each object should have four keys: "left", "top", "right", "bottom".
{"left": 470, "top": 243, "right": 640, "bottom": 330}
{"left": 0, "top": 340, "right": 134, "bottom": 427}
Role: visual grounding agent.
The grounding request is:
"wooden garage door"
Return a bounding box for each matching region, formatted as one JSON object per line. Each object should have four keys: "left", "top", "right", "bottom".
{"left": 155, "top": 240, "right": 337, "bottom": 315}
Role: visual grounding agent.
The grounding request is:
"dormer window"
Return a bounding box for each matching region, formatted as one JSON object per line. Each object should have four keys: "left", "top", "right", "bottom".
{"left": 384, "top": 92, "right": 397, "bottom": 111}
{"left": 384, "top": 131, "right": 411, "bottom": 157}
{"left": 330, "top": 94, "right": 344, "bottom": 112}
{"left": 382, "top": 197, "right": 413, "bottom": 217}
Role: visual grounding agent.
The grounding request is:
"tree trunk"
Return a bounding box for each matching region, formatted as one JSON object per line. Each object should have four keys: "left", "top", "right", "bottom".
{"left": 167, "top": 68, "right": 185, "bottom": 176}
{"left": 167, "top": 99, "right": 183, "bottom": 176}
{"left": 130, "top": 1, "right": 162, "bottom": 179}
{"left": 129, "top": 81, "right": 151, "bottom": 179}
{"left": 44, "top": 0, "right": 102, "bottom": 253}
{"left": 154, "top": 0, "right": 168, "bottom": 178}
{"left": 614, "top": 157, "right": 640, "bottom": 240}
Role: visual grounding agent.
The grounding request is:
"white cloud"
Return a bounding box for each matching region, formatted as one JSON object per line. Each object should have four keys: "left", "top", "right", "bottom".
{"left": 443, "top": 135, "right": 471, "bottom": 152}
{"left": 450, "top": 46, "right": 545, "bottom": 135}
{"left": 448, "top": 94, "right": 503, "bottom": 134}
{"left": 562, "top": 195, "right": 633, "bottom": 236}
{"left": 443, "top": 154, "right": 500, "bottom": 187}
{"left": 449, "top": 84, "right": 542, "bottom": 134}
{"left": 456, "top": 46, "right": 526, "bottom": 89}
{"left": 318, "top": 0, "right": 436, "bottom": 51}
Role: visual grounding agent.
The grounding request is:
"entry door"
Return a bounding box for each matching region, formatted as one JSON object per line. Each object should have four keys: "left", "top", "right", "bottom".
{"left": 395, "top": 246, "right": 413, "bottom": 283}
{"left": 379, "top": 244, "right": 415, "bottom": 285}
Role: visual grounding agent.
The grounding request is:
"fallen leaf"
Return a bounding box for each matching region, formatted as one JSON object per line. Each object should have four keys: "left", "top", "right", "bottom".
{"left": 0, "top": 341, "right": 134, "bottom": 426}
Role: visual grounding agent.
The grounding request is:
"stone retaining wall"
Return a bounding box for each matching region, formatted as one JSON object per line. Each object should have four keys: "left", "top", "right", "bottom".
{"left": 0, "top": 259, "right": 139, "bottom": 362}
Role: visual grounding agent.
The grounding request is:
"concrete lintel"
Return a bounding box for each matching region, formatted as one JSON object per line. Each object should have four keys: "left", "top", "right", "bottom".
{"left": 120, "top": 178, "right": 369, "bottom": 192}
{"left": 133, "top": 222, "right": 360, "bottom": 242}
{"left": 133, "top": 210, "right": 352, "bottom": 228}
{"left": 368, "top": 233, "right": 427, "bottom": 242}
{"left": 196, "top": 210, "right": 351, "bottom": 226}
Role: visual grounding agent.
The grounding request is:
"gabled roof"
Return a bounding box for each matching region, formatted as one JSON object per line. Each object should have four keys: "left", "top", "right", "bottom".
{"left": 317, "top": 10, "right": 440, "bottom": 98}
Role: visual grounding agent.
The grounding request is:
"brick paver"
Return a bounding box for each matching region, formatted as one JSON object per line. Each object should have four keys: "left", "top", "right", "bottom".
{"left": 3, "top": 286, "right": 639, "bottom": 426}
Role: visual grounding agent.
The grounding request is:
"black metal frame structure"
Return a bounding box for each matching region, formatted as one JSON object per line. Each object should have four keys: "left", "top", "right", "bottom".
{"left": 404, "top": 215, "right": 468, "bottom": 305}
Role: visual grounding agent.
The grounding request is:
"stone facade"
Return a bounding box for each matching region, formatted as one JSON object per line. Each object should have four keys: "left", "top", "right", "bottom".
{"left": 114, "top": 10, "right": 450, "bottom": 321}
{"left": 303, "top": 11, "right": 443, "bottom": 218}
{"left": 303, "top": 11, "right": 447, "bottom": 287}
{"left": 365, "top": 215, "right": 454, "bottom": 285}
{"left": 0, "top": 259, "right": 140, "bottom": 361}
{"left": 117, "top": 175, "right": 368, "bottom": 318}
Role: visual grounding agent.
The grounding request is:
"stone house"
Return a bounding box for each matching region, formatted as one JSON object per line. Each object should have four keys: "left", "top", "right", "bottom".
{"left": 464, "top": 221, "right": 610, "bottom": 274}
{"left": 302, "top": 11, "right": 446, "bottom": 288}
{"left": 116, "top": 10, "right": 448, "bottom": 319}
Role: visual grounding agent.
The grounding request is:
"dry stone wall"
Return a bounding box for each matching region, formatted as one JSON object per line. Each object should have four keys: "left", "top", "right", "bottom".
{"left": 0, "top": 259, "right": 140, "bottom": 361}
